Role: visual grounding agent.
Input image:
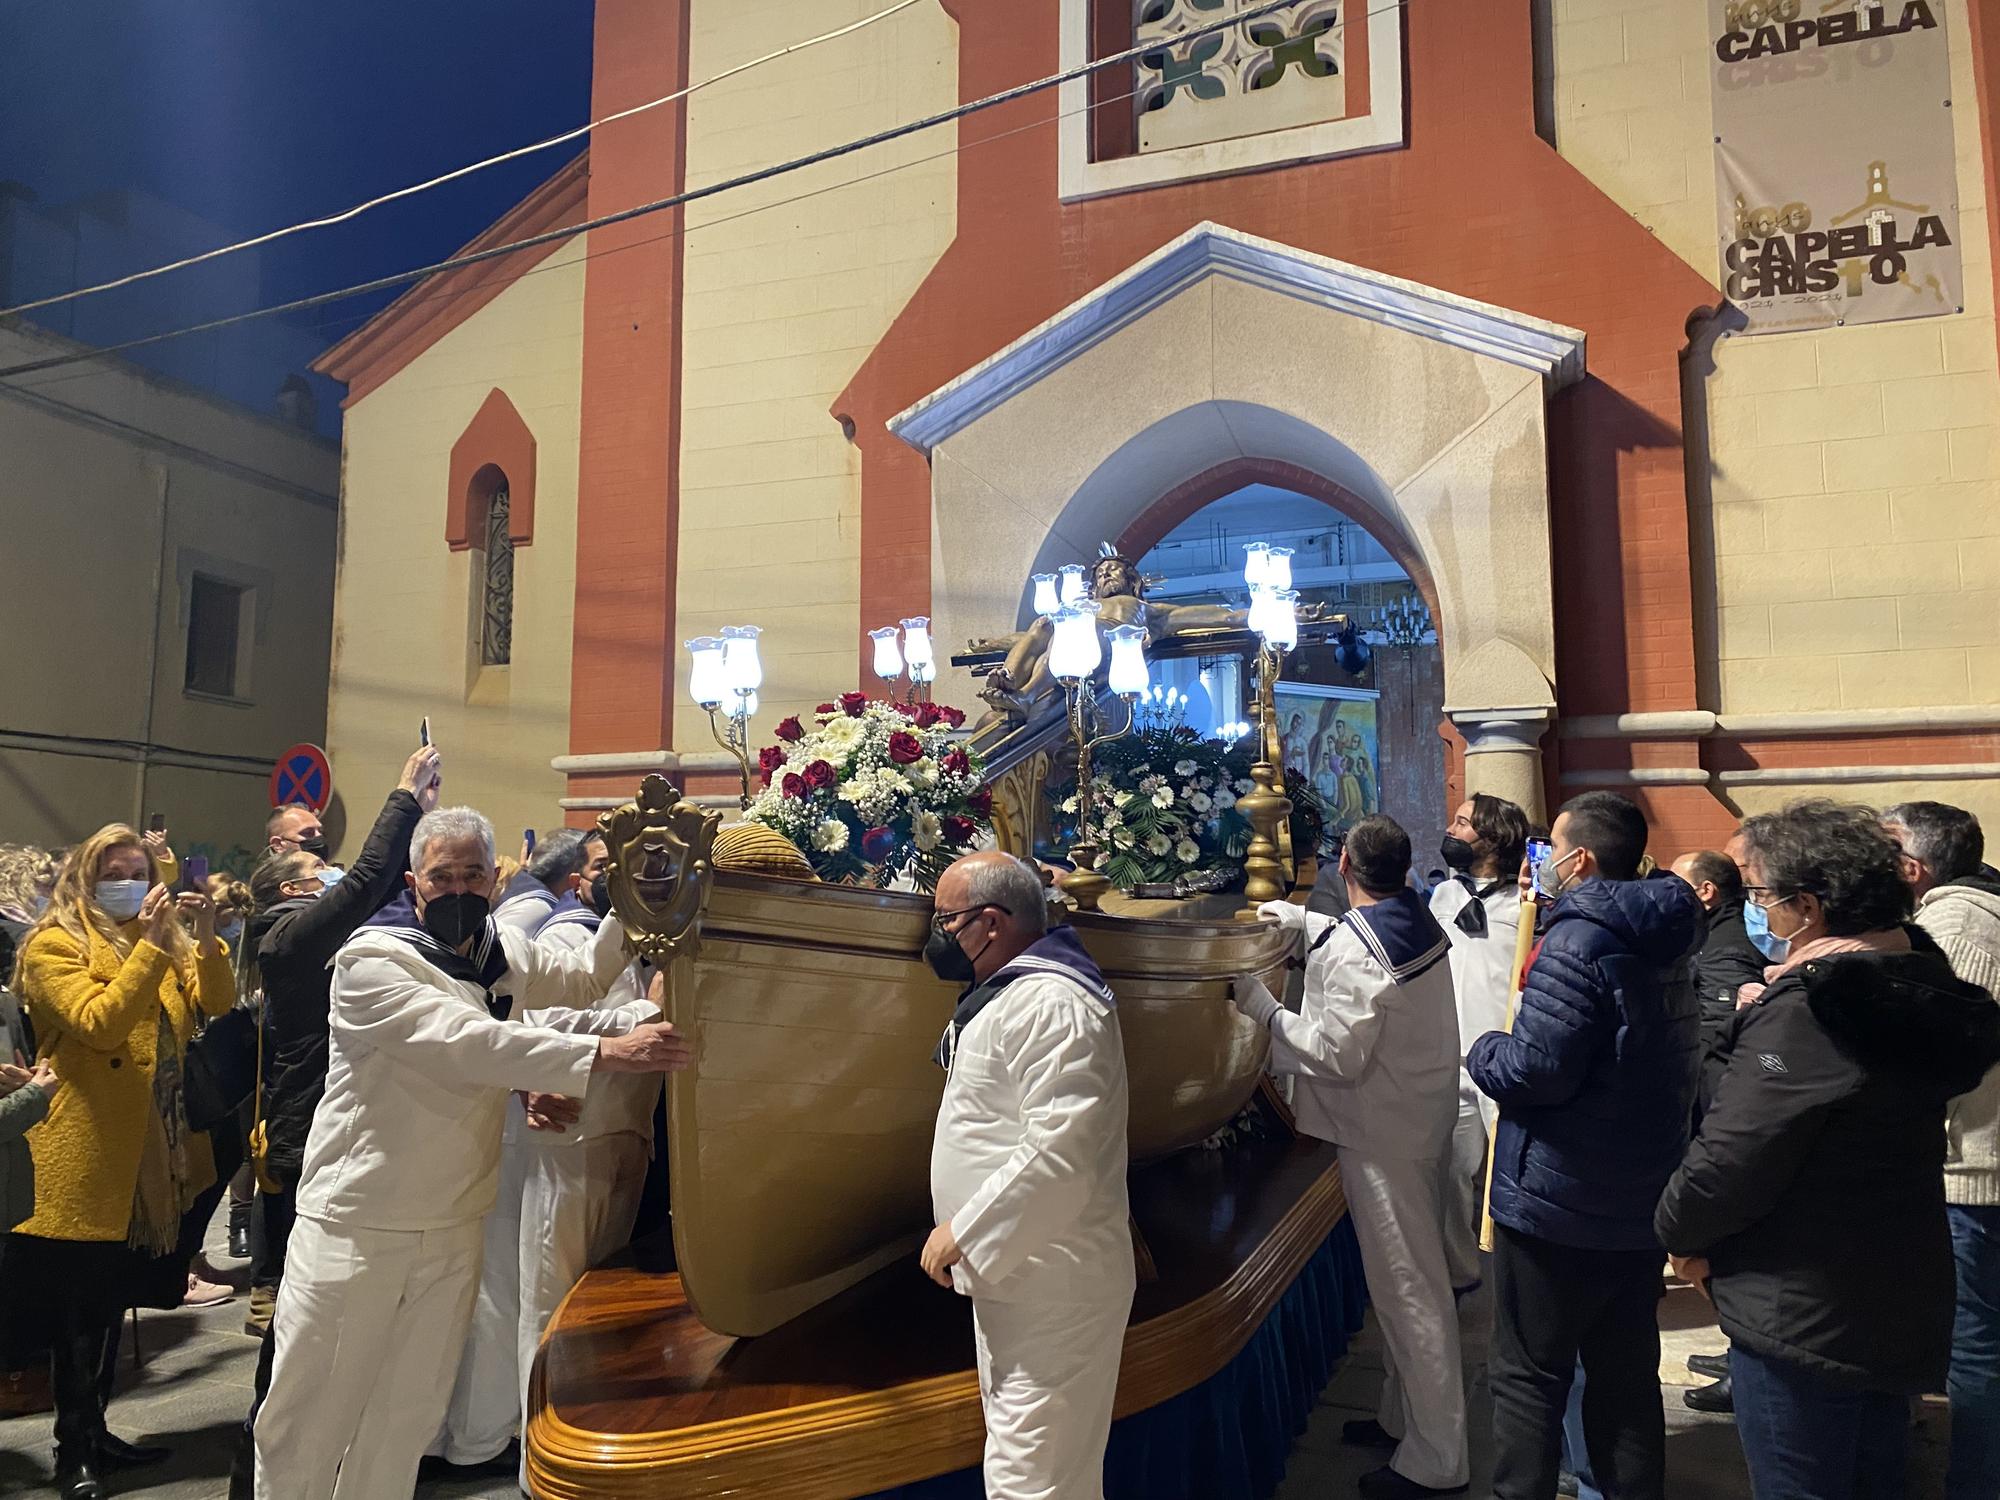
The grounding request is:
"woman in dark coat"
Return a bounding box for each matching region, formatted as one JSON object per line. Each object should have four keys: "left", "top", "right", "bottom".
{"left": 1657, "top": 799, "right": 2000, "bottom": 1500}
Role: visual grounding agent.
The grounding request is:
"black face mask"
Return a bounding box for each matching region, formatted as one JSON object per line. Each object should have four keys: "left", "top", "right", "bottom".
{"left": 924, "top": 923, "right": 986, "bottom": 986}
{"left": 1440, "top": 836, "right": 1479, "bottom": 872}
{"left": 583, "top": 872, "right": 611, "bottom": 918}
{"left": 421, "top": 891, "right": 491, "bottom": 949}
{"left": 297, "top": 835, "right": 330, "bottom": 860}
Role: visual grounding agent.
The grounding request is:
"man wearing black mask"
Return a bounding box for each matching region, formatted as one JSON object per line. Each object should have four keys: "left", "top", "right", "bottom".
{"left": 1669, "top": 850, "right": 1768, "bottom": 1057}
{"left": 1429, "top": 795, "right": 1529, "bottom": 1296}
{"left": 922, "top": 851, "right": 1133, "bottom": 1500}
{"left": 267, "top": 804, "right": 332, "bottom": 863}
{"left": 252, "top": 806, "right": 692, "bottom": 1500}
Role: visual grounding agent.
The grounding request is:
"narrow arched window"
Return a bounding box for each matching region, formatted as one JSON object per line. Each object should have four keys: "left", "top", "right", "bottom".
{"left": 480, "top": 476, "right": 514, "bottom": 666}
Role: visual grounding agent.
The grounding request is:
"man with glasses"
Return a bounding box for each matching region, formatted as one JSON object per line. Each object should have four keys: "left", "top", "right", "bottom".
{"left": 921, "top": 851, "right": 1133, "bottom": 1500}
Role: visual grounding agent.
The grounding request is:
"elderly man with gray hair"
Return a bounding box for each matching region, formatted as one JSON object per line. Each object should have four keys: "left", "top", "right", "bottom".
{"left": 921, "top": 851, "right": 1134, "bottom": 1500}
{"left": 253, "top": 807, "right": 691, "bottom": 1500}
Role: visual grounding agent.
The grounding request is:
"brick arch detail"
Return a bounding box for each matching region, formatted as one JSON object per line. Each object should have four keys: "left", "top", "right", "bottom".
{"left": 447, "top": 387, "right": 537, "bottom": 552}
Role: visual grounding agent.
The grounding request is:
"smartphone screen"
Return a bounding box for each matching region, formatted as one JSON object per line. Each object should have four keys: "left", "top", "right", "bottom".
{"left": 183, "top": 854, "right": 210, "bottom": 892}
{"left": 1525, "top": 837, "right": 1555, "bottom": 898}
{"left": 420, "top": 716, "right": 432, "bottom": 748}
{"left": 147, "top": 812, "right": 167, "bottom": 834}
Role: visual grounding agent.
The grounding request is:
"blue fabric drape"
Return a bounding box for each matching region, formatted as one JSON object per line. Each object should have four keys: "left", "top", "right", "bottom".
{"left": 868, "top": 1217, "right": 1366, "bottom": 1500}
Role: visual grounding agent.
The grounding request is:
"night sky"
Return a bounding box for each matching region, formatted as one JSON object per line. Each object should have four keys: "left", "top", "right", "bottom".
{"left": 0, "top": 0, "right": 595, "bottom": 359}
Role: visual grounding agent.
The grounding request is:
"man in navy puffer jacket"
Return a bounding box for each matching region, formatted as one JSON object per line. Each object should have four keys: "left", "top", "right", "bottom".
{"left": 1468, "top": 792, "right": 1701, "bottom": 1500}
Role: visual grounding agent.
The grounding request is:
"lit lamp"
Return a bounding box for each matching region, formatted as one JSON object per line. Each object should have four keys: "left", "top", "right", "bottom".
{"left": 869, "top": 626, "right": 904, "bottom": 684}
{"left": 1058, "top": 563, "right": 1088, "bottom": 608}
{"left": 1031, "top": 572, "right": 1062, "bottom": 619}
{"left": 1237, "top": 569, "right": 1298, "bottom": 917}
{"left": 1243, "top": 542, "right": 1273, "bottom": 589}
{"left": 1050, "top": 606, "right": 1146, "bottom": 914}
{"left": 690, "top": 625, "right": 764, "bottom": 809}
{"left": 901, "top": 617, "right": 936, "bottom": 702}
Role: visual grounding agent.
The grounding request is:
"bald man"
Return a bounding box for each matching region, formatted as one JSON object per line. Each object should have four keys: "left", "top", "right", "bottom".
{"left": 921, "top": 851, "right": 1134, "bottom": 1500}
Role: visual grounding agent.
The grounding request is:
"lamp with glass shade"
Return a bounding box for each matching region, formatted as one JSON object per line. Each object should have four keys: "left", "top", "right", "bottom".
{"left": 1058, "top": 563, "right": 1088, "bottom": 608}
{"left": 1043, "top": 606, "right": 1147, "bottom": 914}
{"left": 689, "top": 627, "right": 764, "bottom": 809}
{"left": 1031, "top": 573, "right": 1062, "bottom": 619}
{"left": 868, "top": 627, "right": 903, "bottom": 684}
{"left": 1237, "top": 567, "right": 1299, "bottom": 915}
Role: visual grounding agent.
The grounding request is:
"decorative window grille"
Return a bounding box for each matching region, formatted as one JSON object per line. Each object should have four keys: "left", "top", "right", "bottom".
{"left": 482, "top": 484, "right": 514, "bottom": 667}
{"left": 1135, "top": 0, "right": 1345, "bottom": 155}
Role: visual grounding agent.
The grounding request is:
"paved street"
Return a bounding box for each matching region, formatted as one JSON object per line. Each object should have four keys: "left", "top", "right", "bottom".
{"left": 0, "top": 1211, "right": 1951, "bottom": 1499}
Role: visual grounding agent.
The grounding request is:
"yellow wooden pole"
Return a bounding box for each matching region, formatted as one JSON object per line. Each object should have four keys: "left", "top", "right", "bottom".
{"left": 1478, "top": 898, "right": 1543, "bottom": 1253}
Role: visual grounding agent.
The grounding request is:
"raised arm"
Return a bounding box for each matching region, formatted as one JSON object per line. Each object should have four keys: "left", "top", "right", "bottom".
{"left": 19, "top": 929, "right": 174, "bottom": 1053}
{"left": 1467, "top": 943, "right": 1605, "bottom": 1109}
{"left": 948, "top": 989, "right": 1128, "bottom": 1286}
{"left": 1264, "top": 934, "right": 1393, "bottom": 1083}
{"left": 264, "top": 777, "right": 430, "bottom": 970}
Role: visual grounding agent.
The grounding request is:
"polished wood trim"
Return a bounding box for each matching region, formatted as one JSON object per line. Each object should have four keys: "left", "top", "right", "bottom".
{"left": 525, "top": 1145, "right": 1347, "bottom": 1500}
{"left": 312, "top": 152, "right": 590, "bottom": 406}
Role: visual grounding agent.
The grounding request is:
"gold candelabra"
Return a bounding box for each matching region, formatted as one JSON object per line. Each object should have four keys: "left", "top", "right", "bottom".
{"left": 1057, "top": 679, "right": 1137, "bottom": 915}
{"left": 706, "top": 702, "right": 755, "bottom": 810}
{"left": 1236, "top": 640, "right": 1294, "bottom": 917}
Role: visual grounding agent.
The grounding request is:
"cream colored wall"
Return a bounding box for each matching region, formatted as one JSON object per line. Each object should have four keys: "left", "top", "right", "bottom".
{"left": 1549, "top": 0, "right": 2000, "bottom": 717}
{"left": 674, "top": 0, "right": 959, "bottom": 749}
{"left": 323, "top": 236, "right": 588, "bottom": 859}
{"left": 0, "top": 322, "right": 337, "bottom": 861}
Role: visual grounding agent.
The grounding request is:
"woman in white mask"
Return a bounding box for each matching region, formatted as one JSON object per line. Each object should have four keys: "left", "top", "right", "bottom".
{"left": 7, "top": 822, "right": 233, "bottom": 1500}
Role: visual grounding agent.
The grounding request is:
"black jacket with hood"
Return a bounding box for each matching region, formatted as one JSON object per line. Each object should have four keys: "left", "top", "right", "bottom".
{"left": 1656, "top": 938, "right": 2000, "bottom": 1392}
{"left": 257, "top": 788, "right": 424, "bottom": 1181}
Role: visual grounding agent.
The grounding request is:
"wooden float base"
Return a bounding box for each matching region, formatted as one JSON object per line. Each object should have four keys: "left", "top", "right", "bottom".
{"left": 526, "top": 1124, "right": 1347, "bottom": 1500}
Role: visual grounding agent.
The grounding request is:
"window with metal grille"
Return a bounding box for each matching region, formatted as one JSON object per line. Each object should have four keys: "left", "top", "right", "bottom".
{"left": 185, "top": 574, "right": 244, "bottom": 697}
{"left": 482, "top": 484, "right": 514, "bottom": 666}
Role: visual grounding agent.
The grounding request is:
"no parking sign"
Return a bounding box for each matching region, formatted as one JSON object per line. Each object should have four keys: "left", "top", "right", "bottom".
{"left": 270, "top": 743, "right": 333, "bottom": 813}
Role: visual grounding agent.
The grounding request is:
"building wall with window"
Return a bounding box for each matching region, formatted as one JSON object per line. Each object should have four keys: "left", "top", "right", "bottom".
{"left": 319, "top": 234, "right": 590, "bottom": 850}
{"left": 0, "top": 319, "right": 337, "bottom": 864}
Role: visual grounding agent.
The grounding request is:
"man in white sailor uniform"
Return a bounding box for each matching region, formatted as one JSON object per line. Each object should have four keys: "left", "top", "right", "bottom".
{"left": 445, "top": 828, "right": 660, "bottom": 1483}
{"left": 1428, "top": 795, "right": 1530, "bottom": 1294}
{"left": 434, "top": 827, "right": 607, "bottom": 1473}
{"left": 254, "top": 807, "right": 691, "bottom": 1500}
{"left": 921, "top": 851, "right": 1134, "bottom": 1500}
{"left": 1237, "top": 815, "right": 1468, "bottom": 1500}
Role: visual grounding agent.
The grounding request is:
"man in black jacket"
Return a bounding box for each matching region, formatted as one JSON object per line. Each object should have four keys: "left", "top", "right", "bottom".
{"left": 1671, "top": 850, "right": 1768, "bottom": 1049}
{"left": 226, "top": 745, "right": 438, "bottom": 1500}
{"left": 1467, "top": 792, "right": 1702, "bottom": 1500}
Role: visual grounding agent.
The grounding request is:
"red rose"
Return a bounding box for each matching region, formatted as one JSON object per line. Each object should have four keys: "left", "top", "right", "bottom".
{"left": 939, "top": 704, "right": 966, "bottom": 729}
{"left": 942, "top": 815, "right": 976, "bottom": 845}
{"left": 803, "top": 759, "right": 838, "bottom": 791}
{"left": 774, "top": 716, "right": 805, "bottom": 743}
{"left": 942, "top": 748, "right": 971, "bottom": 777}
{"left": 757, "top": 744, "right": 787, "bottom": 782}
{"left": 781, "top": 773, "right": 807, "bottom": 799}
{"left": 913, "top": 701, "right": 942, "bottom": 729}
{"left": 816, "top": 702, "right": 835, "bottom": 715}
{"left": 890, "top": 700, "right": 919, "bottom": 718}
{"left": 966, "top": 789, "right": 993, "bottom": 818}
{"left": 839, "top": 691, "right": 869, "bottom": 717}
{"left": 887, "top": 730, "right": 924, "bottom": 765}
{"left": 860, "top": 825, "right": 896, "bottom": 863}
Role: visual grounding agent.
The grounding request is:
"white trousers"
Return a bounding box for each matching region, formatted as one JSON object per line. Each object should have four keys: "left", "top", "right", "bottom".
{"left": 254, "top": 1214, "right": 485, "bottom": 1500}
{"left": 437, "top": 1132, "right": 530, "bottom": 1464}
{"left": 439, "top": 1132, "right": 650, "bottom": 1469}
{"left": 1340, "top": 1147, "right": 1470, "bottom": 1491}
{"left": 972, "top": 1293, "right": 1131, "bottom": 1500}
{"left": 1440, "top": 1093, "right": 1489, "bottom": 1293}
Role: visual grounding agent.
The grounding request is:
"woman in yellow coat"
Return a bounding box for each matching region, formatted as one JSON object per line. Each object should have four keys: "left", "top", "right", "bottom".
{"left": 7, "top": 823, "right": 232, "bottom": 1500}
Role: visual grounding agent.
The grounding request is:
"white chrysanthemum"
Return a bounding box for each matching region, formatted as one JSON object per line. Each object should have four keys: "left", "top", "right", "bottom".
{"left": 1139, "top": 774, "right": 1164, "bottom": 793}
{"left": 837, "top": 780, "right": 866, "bottom": 803}
{"left": 1145, "top": 833, "right": 1171, "bottom": 856}
{"left": 877, "top": 768, "right": 911, "bottom": 794}
{"left": 1115, "top": 828, "right": 1136, "bottom": 849}
{"left": 1188, "top": 791, "right": 1213, "bottom": 813}
{"left": 1174, "top": 759, "right": 1198, "bottom": 777}
{"left": 1102, "top": 810, "right": 1122, "bottom": 830}
{"left": 812, "top": 819, "right": 850, "bottom": 852}
{"left": 912, "top": 811, "right": 942, "bottom": 852}
{"left": 1151, "top": 787, "right": 1173, "bottom": 809}
{"left": 819, "top": 716, "right": 867, "bottom": 752}
{"left": 1214, "top": 788, "right": 1236, "bottom": 811}
{"left": 1234, "top": 778, "right": 1256, "bottom": 795}
{"left": 1113, "top": 790, "right": 1134, "bottom": 808}
{"left": 1174, "top": 838, "right": 1201, "bottom": 864}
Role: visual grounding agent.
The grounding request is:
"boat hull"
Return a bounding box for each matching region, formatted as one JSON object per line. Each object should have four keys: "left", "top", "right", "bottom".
{"left": 663, "top": 873, "right": 1289, "bottom": 1337}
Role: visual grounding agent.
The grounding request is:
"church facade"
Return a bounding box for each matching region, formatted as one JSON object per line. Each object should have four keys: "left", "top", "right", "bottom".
{"left": 314, "top": 0, "right": 2000, "bottom": 857}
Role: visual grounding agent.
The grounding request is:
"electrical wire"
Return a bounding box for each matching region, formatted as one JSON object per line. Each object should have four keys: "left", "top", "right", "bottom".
{"left": 0, "top": 0, "right": 1314, "bottom": 383}
{"left": 0, "top": 0, "right": 932, "bottom": 320}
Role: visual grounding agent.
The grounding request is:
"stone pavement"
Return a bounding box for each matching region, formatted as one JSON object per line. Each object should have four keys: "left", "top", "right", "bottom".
{"left": 0, "top": 1210, "right": 1949, "bottom": 1499}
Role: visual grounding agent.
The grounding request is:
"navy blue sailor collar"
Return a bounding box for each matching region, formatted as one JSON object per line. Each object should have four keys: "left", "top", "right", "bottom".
{"left": 1331, "top": 886, "right": 1451, "bottom": 984}
{"left": 933, "top": 925, "right": 1113, "bottom": 1072}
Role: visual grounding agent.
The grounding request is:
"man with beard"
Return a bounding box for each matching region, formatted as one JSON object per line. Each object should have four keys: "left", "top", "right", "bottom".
{"left": 252, "top": 807, "right": 691, "bottom": 1500}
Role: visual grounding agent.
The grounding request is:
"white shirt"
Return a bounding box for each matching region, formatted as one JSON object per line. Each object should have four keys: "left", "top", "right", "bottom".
{"left": 930, "top": 973, "right": 1135, "bottom": 1305}
{"left": 1428, "top": 878, "right": 1523, "bottom": 1061}
{"left": 532, "top": 912, "right": 661, "bottom": 1150}
{"left": 296, "top": 916, "right": 648, "bottom": 1231}
{"left": 1266, "top": 910, "right": 1460, "bottom": 1160}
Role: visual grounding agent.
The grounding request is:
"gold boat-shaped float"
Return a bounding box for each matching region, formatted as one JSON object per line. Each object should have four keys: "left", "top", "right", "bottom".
{"left": 658, "top": 870, "right": 1290, "bottom": 1338}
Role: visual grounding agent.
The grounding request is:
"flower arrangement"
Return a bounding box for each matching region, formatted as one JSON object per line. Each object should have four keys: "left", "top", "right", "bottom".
{"left": 743, "top": 693, "right": 990, "bottom": 890}
{"left": 1046, "top": 721, "right": 1332, "bottom": 892}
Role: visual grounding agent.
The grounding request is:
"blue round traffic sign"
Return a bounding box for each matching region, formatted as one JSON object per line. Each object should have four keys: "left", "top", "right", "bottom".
{"left": 270, "top": 743, "right": 333, "bottom": 813}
